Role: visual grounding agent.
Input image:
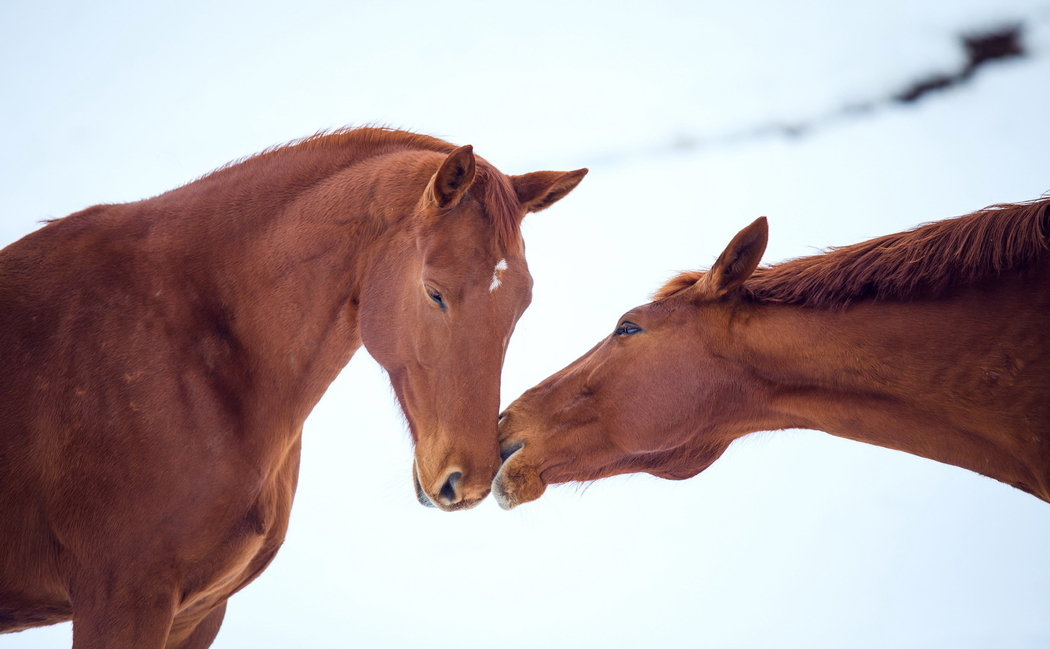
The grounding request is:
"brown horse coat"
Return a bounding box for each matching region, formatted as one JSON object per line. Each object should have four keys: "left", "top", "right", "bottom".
{"left": 494, "top": 198, "right": 1050, "bottom": 509}
{"left": 0, "top": 127, "right": 585, "bottom": 647}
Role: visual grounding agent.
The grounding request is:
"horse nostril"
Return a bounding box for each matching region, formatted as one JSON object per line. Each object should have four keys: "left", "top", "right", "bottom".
{"left": 500, "top": 440, "right": 524, "bottom": 463}
{"left": 438, "top": 471, "right": 461, "bottom": 504}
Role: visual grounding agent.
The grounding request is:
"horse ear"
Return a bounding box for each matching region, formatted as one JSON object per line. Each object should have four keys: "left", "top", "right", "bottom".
{"left": 427, "top": 145, "right": 477, "bottom": 209}
{"left": 696, "top": 217, "right": 768, "bottom": 299}
{"left": 510, "top": 168, "right": 588, "bottom": 213}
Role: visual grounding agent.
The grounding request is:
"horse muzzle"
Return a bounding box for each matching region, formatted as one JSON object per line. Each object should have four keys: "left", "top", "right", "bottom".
{"left": 491, "top": 441, "right": 546, "bottom": 510}
{"left": 413, "top": 460, "right": 489, "bottom": 511}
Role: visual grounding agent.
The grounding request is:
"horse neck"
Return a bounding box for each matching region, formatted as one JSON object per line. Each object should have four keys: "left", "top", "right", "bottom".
{"left": 732, "top": 267, "right": 1050, "bottom": 500}
{"left": 151, "top": 154, "right": 412, "bottom": 426}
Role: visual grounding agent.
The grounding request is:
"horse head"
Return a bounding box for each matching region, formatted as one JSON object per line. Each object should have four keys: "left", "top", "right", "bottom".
{"left": 359, "top": 145, "right": 587, "bottom": 510}
{"left": 493, "top": 218, "right": 769, "bottom": 509}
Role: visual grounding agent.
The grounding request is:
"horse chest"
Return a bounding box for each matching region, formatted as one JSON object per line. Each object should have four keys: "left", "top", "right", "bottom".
{"left": 178, "top": 466, "right": 298, "bottom": 613}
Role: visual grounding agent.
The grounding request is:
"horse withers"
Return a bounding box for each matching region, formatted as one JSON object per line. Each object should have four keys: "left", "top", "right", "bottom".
{"left": 494, "top": 198, "right": 1050, "bottom": 509}
{"left": 0, "top": 127, "right": 586, "bottom": 647}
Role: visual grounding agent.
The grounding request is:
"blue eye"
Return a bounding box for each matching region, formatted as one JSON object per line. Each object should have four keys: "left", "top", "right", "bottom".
{"left": 614, "top": 321, "right": 642, "bottom": 336}
{"left": 425, "top": 285, "right": 446, "bottom": 310}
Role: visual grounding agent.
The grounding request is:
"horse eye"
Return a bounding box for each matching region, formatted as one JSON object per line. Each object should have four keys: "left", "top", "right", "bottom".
{"left": 425, "top": 285, "right": 446, "bottom": 310}
{"left": 614, "top": 321, "right": 642, "bottom": 336}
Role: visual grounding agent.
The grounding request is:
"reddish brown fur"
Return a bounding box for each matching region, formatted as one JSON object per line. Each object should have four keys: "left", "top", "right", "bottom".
{"left": 495, "top": 200, "right": 1050, "bottom": 510}
{"left": 0, "top": 127, "right": 586, "bottom": 647}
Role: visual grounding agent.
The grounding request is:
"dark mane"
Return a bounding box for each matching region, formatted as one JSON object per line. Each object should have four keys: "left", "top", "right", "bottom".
{"left": 656, "top": 198, "right": 1050, "bottom": 307}
{"left": 178, "top": 126, "right": 524, "bottom": 249}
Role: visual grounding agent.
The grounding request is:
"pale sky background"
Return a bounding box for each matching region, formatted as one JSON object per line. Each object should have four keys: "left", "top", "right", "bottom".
{"left": 3, "top": 1, "right": 1050, "bottom": 647}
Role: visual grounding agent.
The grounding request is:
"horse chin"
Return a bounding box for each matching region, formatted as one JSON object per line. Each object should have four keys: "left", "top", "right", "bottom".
{"left": 491, "top": 448, "right": 546, "bottom": 510}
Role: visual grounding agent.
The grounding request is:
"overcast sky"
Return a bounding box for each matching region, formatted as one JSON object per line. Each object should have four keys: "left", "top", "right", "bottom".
{"left": 4, "top": 1, "right": 1050, "bottom": 647}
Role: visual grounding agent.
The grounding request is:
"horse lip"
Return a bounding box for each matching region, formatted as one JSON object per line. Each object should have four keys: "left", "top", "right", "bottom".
{"left": 492, "top": 445, "right": 525, "bottom": 510}
{"left": 499, "top": 440, "right": 524, "bottom": 464}
{"left": 492, "top": 465, "right": 517, "bottom": 511}
{"left": 413, "top": 462, "right": 437, "bottom": 508}
{"left": 434, "top": 495, "right": 486, "bottom": 512}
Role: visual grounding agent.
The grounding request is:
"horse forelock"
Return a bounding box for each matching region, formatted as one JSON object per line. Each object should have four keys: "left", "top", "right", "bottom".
{"left": 473, "top": 163, "right": 524, "bottom": 254}
{"left": 656, "top": 198, "right": 1050, "bottom": 307}
{"left": 653, "top": 271, "right": 706, "bottom": 301}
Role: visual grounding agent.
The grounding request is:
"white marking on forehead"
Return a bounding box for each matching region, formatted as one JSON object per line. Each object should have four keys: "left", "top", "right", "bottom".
{"left": 489, "top": 258, "right": 509, "bottom": 292}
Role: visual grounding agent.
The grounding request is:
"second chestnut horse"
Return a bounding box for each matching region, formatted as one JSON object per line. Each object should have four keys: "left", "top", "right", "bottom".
{"left": 495, "top": 198, "right": 1050, "bottom": 509}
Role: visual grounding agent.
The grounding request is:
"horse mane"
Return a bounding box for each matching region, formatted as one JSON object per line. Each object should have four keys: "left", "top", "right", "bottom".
{"left": 656, "top": 197, "right": 1050, "bottom": 307}
{"left": 182, "top": 126, "right": 524, "bottom": 250}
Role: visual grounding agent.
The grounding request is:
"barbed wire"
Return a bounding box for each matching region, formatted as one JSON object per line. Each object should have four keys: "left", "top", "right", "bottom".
{"left": 573, "top": 13, "right": 1049, "bottom": 169}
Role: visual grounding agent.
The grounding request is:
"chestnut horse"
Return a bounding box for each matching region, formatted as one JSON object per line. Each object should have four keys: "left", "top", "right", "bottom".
{"left": 0, "top": 127, "right": 585, "bottom": 647}
{"left": 494, "top": 198, "right": 1050, "bottom": 509}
